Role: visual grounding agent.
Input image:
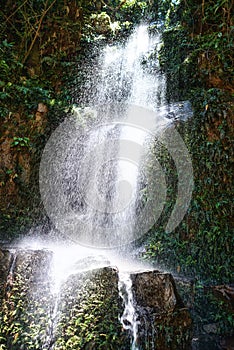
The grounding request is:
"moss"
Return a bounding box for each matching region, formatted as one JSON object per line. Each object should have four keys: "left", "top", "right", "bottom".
{"left": 0, "top": 250, "right": 53, "bottom": 349}
{"left": 143, "top": 0, "right": 233, "bottom": 341}
{"left": 54, "top": 267, "right": 130, "bottom": 350}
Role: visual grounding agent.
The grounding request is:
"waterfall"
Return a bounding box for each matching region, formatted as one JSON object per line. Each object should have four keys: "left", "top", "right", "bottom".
{"left": 39, "top": 26, "right": 169, "bottom": 347}
{"left": 37, "top": 23, "right": 193, "bottom": 349}
{"left": 6, "top": 249, "right": 17, "bottom": 290}
{"left": 0, "top": 22, "right": 194, "bottom": 350}
{"left": 40, "top": 24, "right": 170, "bottom": 249}
{"left": 89, "top": 24, "right": 166, "bottom": 109}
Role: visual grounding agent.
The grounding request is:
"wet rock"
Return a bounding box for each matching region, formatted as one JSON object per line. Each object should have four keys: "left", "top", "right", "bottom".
{"left": 131, "top": 270, "right": 192, "bottom": 350}
{"left": 0, "top": 249, "right": 54, "bottom": 349}
{"left": 165, "top": 101, "right": 193, "bottom": 122}
{"left": 131, "top": 270, "right": 182, "bottom": 312}
{"left": 72, "top": 255, "right": 111, "bottom": 272}
{"left": 174, "top": 276, "right": 196, "bottom": 309}
{"left": 0, "top": 248, "right": 13, "bottom": 302}
{"left": 0, "top": 251, "right": 192, "bottom": 350}
{"left": 192, "top": 335, "right": 222, "bottom": 350}
{"left": 54, "top": 266, "right": 129, "bottom": 350}
{"left": 14, "top": 248, "right": 53, "bottom": 284}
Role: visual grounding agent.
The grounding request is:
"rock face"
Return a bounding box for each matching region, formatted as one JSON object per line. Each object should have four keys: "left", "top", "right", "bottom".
{"left": 0, "top": 248, "right": 192, "bottom": 349}
{"left": 0, "top": 249, "right": 13, "bottom": 303}
{"left": 131, "top": 270, "right": 192, "bottom": 350}
{"left": 0, "top": 248, "right": 129, "bottom": 350}
{"left": 0, "top": 248, "right": 54, "bottom": 349}
{"left": 131, "top": 270, "right": 180, "bottom": 311}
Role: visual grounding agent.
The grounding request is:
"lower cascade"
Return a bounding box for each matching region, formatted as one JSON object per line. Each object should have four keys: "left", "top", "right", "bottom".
{"left": 0, "top": 247, "right": 192, "bottom": 349}
{"left": 118, "top": 272, "right": 139, "bottom": 349}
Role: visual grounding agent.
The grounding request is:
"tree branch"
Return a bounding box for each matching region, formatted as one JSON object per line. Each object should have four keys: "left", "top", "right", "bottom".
{"left": 4, "top": 0, "right": 29, "bottom": 23}
{"left": 22, "top": 0, "right": 57, "bottom": 64}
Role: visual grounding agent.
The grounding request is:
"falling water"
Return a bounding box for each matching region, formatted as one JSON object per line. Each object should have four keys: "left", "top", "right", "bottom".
{"left": 38, "top": 24, "right": 169, "bottom": 347}
{"left": 0, "top": 23, "right": 195, "bottom": 350}
{"left": 118, "top": 272, "right": 140, "bottom": 349}
{"left": 36, "top": 23, "right": 194, "bottom": 349}
{"left": 88, "top": 24, "right": 166, "bottom": 108}
{"left": 40, "top": 24, "right": 170, "bottom": 250}
{"left": 6, "top": 249, "right": 17, "bottom": 288}
{"left": 86, "top": 24, "right": 167, "bottom": 348}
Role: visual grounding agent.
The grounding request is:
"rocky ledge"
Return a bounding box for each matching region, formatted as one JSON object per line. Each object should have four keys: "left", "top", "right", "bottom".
{"left": 0, "top": 248, "right": 192, "bottom": 349}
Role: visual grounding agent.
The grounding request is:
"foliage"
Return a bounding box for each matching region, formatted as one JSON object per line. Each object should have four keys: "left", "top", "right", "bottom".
{"left": 142, "top": 0, "right": 233, "bottom": 338}
{"left": 0, "top": 251, "right": 53, "bottom": 349}
{"left": 144, "top": 0, "right": 233, "bottom": 281}
{"left": 53, "top": 268, "right": 129, "bottom": 349}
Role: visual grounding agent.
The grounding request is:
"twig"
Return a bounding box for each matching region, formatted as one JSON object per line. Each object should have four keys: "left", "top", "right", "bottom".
{"left": 200, "top": 0, "right": 205, "bottom": 33}
{"left": 4, "top": 0, "right": 29, "bottom": 23}
{"left": 22, "top": 0, "right": 57, "bottom": 64}
{"left": 2, "top": 13, "right": 23, "bottom": 39}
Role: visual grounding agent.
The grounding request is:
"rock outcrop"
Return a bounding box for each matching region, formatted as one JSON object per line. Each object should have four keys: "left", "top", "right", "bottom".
{"left": 0, "top": 248, "right": 192, "bottom": 349}
{"left": 131, "top": 270, "right": 192, "bottom": 350}
{"left": 53, "top": 266, "right": 129, "bottom": 350}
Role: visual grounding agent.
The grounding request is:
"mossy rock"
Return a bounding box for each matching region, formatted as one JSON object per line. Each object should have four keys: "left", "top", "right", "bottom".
{"left": 0, "top": 249, "right": 54, "bottom": 350}
{"left": 131, "top": 270, "right": 192, "bottom": 350}
{"left": 53, "top": 266, "right": 130, "bottom": 350}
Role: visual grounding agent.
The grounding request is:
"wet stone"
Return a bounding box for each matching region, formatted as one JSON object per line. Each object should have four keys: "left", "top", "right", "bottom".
{"left": 131, "top": 270, "right": 192, "bottom": 350}
{"left": 14, "top": 249, "right": 53, "bottom": 283}
{"left": 0, "top": 249, "right": 54, "bottom": 350}
{"left": 0, "top": 251, "right": 192, "bottom": 350}
{"left": 131, "top": 271, "right": 181, "bottom": 312}
{"left": 53, "top": 266, "right": 130, "bottom": 350}
{"left": 0, "top": 248, "right": 13, "bottom": 302}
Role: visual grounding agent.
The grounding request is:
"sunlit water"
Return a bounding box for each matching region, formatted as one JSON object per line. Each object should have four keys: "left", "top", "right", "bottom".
{"left": 17, "top": 236, "right": 153, "bottom": 349}
{"left": 21, "top": 24, "right": 171, "bottom": 348}
{"left": 119, "top": 272, "right": 140, "bottom": 349}
{"left": 39, "top": 24, "right": 170, "bottom": 249}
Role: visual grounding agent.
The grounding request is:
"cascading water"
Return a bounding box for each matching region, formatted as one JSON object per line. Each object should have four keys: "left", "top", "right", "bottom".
{"left": 0, "top": 23, "right": 193, "bottom": 350}
{"left": 78, "top": 25, "right": 168, "bottom": 348}
{"left": 39, "top": 24, "right": 170, "bottom": 249}
{"left": 38, "top": 24, "right": 171, "bottom": 348}
{"left": 88, "top": 24, "right": 166, "bottom": 108}
{"left": 118, "top": 272, "right": 140, "bottom": 350}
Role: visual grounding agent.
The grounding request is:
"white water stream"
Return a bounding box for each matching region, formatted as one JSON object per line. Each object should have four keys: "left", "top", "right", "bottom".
{"left": 1, "top": 20, "right": 195, "bottom": 350}
{"left": 27, "top": 24, "right": 192, "bottom": 349}
{"left": 39, "top": 24, "right": 171, "bottom": 250}
{"left": 66, "top": 26, "right": 165, "bottom": 347}
{"left": 38, "top": 24, "right": 169, "bottom": 348}
{"left": 118, "top": 272, "right": 140, "bottom": 349}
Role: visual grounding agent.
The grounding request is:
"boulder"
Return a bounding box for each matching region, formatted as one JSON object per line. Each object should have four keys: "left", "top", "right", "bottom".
{"left": 130, "top": 270, "right": 192, "bottom": 350}
{"left": 0, "top": 250, "right": 192, "bottom": 350}
{"left": 131, "top": 270, "right": 182, "bottom": 312}
{"left": 53, "top": 266, "right": 129, "bottom": 350}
